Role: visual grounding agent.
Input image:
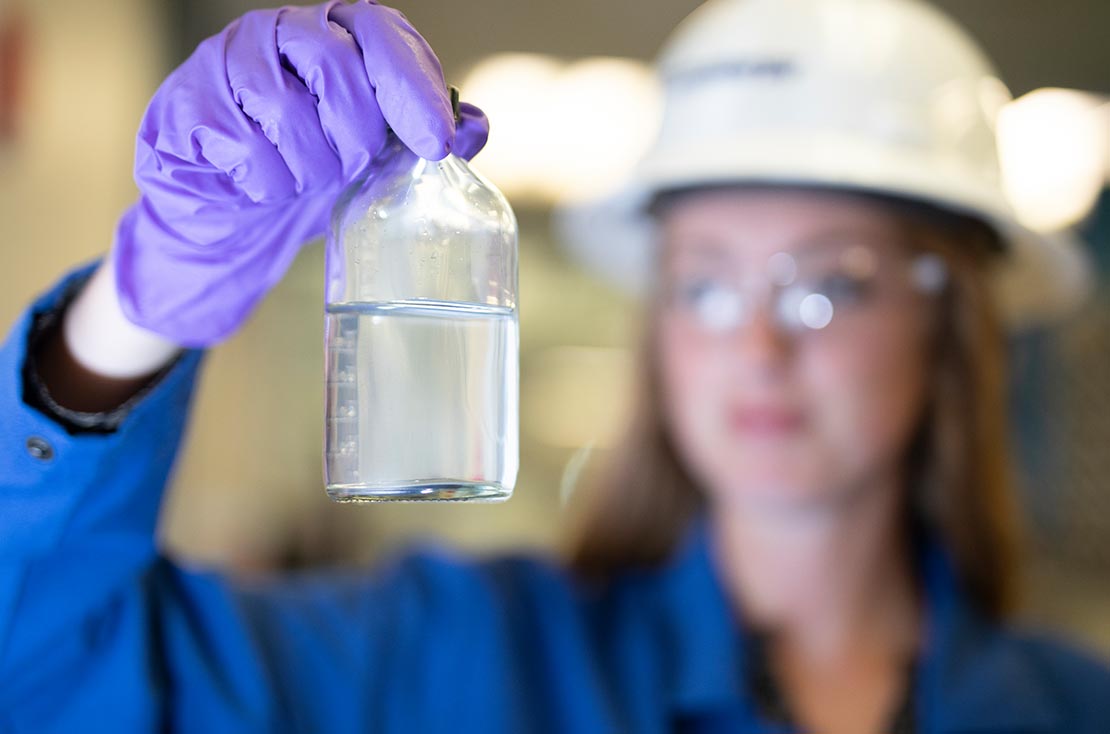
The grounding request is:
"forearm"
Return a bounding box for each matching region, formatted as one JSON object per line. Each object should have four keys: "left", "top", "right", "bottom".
{"left": 33, "top": 259, "right": 180, "bottom": 413}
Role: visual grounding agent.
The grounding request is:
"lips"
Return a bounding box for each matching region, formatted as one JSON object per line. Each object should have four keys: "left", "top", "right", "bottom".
{"left": 726, "top": 404, "right": 806, "bottom": 436}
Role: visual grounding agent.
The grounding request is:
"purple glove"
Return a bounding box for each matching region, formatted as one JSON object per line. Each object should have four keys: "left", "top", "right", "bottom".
{"left": 112, "top": 1, "right": 490, "bottom": 347}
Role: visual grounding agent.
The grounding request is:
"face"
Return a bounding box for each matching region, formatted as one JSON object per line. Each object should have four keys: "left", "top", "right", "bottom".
{"left": 656, "top": 188, "right": 938, "bottom": 514}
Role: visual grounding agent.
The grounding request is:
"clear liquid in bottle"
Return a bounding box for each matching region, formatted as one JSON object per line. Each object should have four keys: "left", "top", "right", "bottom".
{"left": 325, "top": 300, "right": 518, "bottom": 501}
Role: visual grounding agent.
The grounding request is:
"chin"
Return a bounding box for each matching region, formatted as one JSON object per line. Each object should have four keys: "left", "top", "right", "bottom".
{"left": 710, "top": 462, "right": 839, "bottom": 512}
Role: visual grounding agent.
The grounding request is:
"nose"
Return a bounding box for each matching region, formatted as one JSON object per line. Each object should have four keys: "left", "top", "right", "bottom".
{"left": 730, "top": 300, "right": 793, "bottom": 378}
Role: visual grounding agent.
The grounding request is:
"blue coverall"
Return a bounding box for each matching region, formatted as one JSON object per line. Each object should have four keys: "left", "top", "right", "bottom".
{"left": 2, "top": 264, "right": 1109, "bottom": 733}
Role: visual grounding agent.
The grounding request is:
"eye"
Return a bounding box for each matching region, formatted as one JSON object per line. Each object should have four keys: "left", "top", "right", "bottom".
{"left": 809, "top": 272, "right": 874, "bottom": 305}
{"left": 669, "top": 277, "right": 743, "bottom": 331}
{"left": 671, "top": 276, "right": 722, "bottom": 306}
{"left": 678, "top": 278, "right": 711, "bottom": 302}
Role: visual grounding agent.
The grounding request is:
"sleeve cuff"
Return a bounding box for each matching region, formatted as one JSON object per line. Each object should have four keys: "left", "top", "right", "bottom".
{"left": 19, "top": 261, "right": 191, "bottom": 435}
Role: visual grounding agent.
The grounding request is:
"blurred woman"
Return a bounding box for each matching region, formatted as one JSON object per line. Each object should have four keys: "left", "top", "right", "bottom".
{"left": 1, "top": 0, "right": 1106, "bottom": 732}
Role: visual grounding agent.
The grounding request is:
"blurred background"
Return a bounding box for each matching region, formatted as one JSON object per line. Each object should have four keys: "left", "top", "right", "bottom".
{"left": 0, "top": 0, "right": 1107, "bottom": 652}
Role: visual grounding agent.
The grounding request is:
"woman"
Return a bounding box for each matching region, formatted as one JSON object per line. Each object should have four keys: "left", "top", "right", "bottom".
{"left": 1, "top": 0, "right": 1106, "bottom": 732}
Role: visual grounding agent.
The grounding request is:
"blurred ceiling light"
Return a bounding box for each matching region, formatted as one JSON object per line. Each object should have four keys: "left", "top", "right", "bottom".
{"left": 997, "top": 88, "right": 1110, "bottom": 233}
{"left": 546, "top": 58, "right": 662, "bottom": 203}
{"left": 522, "top": 346, "right": 634, "bottom": 449}
{"left": 457, "top": 53, "right": 562, "bottom": 200}
{"left": 461, "top": 53, "right": 661, "bottom": 205}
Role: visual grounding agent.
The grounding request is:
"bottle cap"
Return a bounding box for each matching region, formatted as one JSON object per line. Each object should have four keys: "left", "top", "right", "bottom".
{"left": 449, "top": 85, "right": 461, "bottom": 123}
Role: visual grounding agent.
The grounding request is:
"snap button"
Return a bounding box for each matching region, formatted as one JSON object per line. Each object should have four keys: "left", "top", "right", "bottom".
{"left": 26, "top": 436, "right": 54, "bottom": 461}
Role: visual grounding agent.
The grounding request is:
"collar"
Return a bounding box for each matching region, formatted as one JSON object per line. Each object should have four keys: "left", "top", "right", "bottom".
{"left": 653, "top": 514, "right": 761, "bottom": 722}
{"left": 914, "top": 544, "right": 1061, "bottom": 732}
{"left": 652, "top": 513, "right": 1063, "bottom": 733}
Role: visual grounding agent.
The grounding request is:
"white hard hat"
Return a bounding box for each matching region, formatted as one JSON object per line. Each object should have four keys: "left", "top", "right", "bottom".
{"left": 556, "top": 0, "right": 1093, "bottom": 327}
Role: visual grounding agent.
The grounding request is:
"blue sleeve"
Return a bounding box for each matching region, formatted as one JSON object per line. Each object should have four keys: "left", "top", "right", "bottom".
{"left": 0, "top": 263, "right": 207, "bottom": 730}
{"left": 0, "top": 266, "right": 610, "bottom": 734}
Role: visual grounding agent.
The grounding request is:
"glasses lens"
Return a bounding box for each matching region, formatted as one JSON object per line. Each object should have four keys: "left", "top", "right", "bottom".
{"left": 668, "top": 277, "right": 745, "bottom": 331}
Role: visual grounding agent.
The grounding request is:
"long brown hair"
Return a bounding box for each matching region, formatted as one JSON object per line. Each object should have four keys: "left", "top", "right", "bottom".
{"left": 563, "top": 188, "right": 1022, "bottom": 620}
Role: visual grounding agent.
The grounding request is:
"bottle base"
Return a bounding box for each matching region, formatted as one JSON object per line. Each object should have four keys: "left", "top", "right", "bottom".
{"left": 326, "top": 480, "right": 512, "bottom": 503}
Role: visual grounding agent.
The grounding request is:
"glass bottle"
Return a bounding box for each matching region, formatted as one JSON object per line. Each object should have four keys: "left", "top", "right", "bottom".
{"left": 324, "top": 111, "right": 518, "bottom": 502}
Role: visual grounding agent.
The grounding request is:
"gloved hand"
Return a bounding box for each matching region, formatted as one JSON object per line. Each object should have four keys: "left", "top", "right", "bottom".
{"left": 112, "top": 1, "right": 489, "bottom": 347}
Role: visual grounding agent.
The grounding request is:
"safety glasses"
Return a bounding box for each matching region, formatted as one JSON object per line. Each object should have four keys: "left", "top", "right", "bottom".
{"left": 660, "top": 244, "right": 948, "bottom": 336}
